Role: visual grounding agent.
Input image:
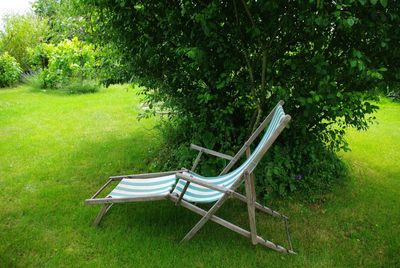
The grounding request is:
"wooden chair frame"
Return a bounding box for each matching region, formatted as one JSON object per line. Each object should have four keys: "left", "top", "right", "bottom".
{"left": 85, "top": 101, "right": 296, "bottom": 254}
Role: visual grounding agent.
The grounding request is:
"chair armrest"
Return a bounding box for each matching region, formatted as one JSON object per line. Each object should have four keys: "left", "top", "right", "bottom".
{"left": 190, "top": 144, "right": 233, "bottom": 161}
{"left": 176, "top": 172, "right": 232, "bottom": 194}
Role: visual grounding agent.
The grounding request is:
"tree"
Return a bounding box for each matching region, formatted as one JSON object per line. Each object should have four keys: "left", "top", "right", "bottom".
{"left": 0, "top": 13, "right": 49, "bottom": 71}
{"left": 78, "top": 0, "right": 400, "bottom": 199}
{"left": 33, "top": 0, "right": 93, "bottom": 43}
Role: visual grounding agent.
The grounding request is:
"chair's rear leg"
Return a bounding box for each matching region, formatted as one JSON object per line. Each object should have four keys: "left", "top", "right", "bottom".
{"left": 245, "top": 172, "right": 257, "bottom": 245}
{"left": 93, "top": 203, "right": 113, "bottom": 226}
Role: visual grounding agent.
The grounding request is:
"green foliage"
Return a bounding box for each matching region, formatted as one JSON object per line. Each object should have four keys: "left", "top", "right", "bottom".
{"left": 0, "top": 13, "right": 49, "bottom": 71}
{"left": 0, "top": 52, "right": 22, "bottom": 87}
{"left": 33, "top": 0, "right": 86, "bottom": 43}
{"left": 30, "top": 37, "right": 98, "bottom": 89}
{"left": 255, "top": 143, "right": 347, "bottom": 201}
{"left": 97, "top": 46, "right": 131, "bottom": 87}
{"left": 33, "top": 0, "right": 131, "bottom": 86}
{"left": 80, "top": 0, "right": 399, "bottom": 199}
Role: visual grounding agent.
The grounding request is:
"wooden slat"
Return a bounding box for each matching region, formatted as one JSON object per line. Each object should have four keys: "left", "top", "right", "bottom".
{"left": 191, "top": 151, "right": 203, "bottom": 171}
{"left": 175, "top": 181, "right": 190, "bottom": 206}
{"left": 93, "top": 203, "right": 113, "bottom": 226}
{"left": 190, "top": 144, "right": 234, "bottom": 160}
{"left": 231, "top": 191, "right": 288, "bottom": 219}
{"left": 244, "top": 171, "right": 257, "bottom": 245}
{"left": 85, "top": 195, "right": 167, "bottom": 205}
{"left": 90, "top": 178, "right": 113, "bottom": 199}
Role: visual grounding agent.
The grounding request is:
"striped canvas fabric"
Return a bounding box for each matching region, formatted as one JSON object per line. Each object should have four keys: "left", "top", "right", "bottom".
{"left": 108, "top": 105, "right": 286, "bottom": 203}
{"left": 108, "top": 174, "right": 176, "bottom": 198}
{"left": 172, "top": 105, "right": 286, "bottom": 203}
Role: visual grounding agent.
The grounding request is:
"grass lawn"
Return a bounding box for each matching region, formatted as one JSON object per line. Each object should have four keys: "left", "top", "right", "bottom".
{"left": 0, "top": 85, "right": 399, "bottom": 267}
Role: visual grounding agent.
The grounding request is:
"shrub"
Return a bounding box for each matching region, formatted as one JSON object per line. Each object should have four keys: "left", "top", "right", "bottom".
{"left": 30, "top": 37, "right": 98, "bottom": 89}
{"left": 0, "top": 13, "right": 49, "bottom": 71}
{"left": 0, "top": 52, "right": 22, "bottom": 87}
{"left": 255, "top": 143, "right": 348, "bottom": 202}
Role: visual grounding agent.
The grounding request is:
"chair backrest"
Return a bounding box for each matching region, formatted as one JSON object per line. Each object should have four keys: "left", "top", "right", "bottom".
{"left": 172, "top": 102, "right": 291, "bottom": 203}
{"left": 220, "top": 101, "right": 289, "bottom": 175}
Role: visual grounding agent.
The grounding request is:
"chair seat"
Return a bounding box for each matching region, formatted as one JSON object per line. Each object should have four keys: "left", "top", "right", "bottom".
{"left": 108, "top": 174, "right": 177, "bottom": 198}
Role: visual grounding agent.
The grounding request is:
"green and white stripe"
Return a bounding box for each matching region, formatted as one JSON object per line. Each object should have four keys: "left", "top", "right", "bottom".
{"left": 108, "top": 174, "right": 176, "bottom": 198}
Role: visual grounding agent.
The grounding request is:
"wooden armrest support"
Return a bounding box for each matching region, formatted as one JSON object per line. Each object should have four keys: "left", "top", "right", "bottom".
{"left": 190, "top": 144, "right": 233, "bottom": 160}
{"left": 176, "top": 172, "right": 232, "bottom": 194}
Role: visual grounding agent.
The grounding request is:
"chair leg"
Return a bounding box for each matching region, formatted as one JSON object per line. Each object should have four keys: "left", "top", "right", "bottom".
{"left": 245, "top": 172, "right": 257, "bottom": 245}
{"left": 180, "top": 174, "right": 246, "bottom": 242}
{"left": 93, "top": 203, "right": 113, "bottom": 226}
{"left": 181, "top": 194, "right": 230, "bottom": 242}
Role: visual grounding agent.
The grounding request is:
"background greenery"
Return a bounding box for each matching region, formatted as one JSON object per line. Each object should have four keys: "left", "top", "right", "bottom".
{"left": 0, "top": 85, "right": 398, "bottom": 267}
{"left": 30, "top": 37, "right": 98, "bottom": 90}
{"left": 0, "top": 13, "right": 49, "bottom": 72}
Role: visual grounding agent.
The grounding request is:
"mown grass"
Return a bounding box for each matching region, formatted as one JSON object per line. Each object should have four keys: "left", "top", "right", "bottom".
{"left": 0, "top": 85, "right": 399, "bottom": 267}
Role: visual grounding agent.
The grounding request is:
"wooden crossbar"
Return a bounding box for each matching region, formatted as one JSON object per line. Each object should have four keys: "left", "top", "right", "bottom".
{"left": 190, "top": 144, "right": 234, "bottom": 160}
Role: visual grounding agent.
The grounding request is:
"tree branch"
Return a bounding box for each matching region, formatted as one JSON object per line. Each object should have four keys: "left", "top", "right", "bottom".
{"left": 240, "top": 0, "right": 255, "bottom": 27}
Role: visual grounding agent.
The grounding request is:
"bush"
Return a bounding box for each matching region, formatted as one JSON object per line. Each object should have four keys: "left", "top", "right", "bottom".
{"left": 255, "top": 143, "right": 348, "bottom": 201}
{"left": 0, "top": 13, "right": 49, "bottom": 71}
{"left": 30, "top": 37, "right": 98, "bottom": 89}
{"left": 0, "top": 52, "right": 22, "bottom": 87}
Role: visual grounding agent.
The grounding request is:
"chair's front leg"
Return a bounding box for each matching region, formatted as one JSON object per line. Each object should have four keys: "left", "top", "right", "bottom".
{"left": 180, "top": 173, "right": 246, "bottom": 242}
{"left": 93, "top": 203, "right": 113, "bottom": 226}
{"left": 181, "top": 193, "right": 231, "bottom": 242}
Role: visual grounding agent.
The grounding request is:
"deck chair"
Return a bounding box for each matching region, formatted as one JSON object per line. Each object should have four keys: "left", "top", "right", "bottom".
{"left": 85, "top": 100, "right": 296, "bottom": 254}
